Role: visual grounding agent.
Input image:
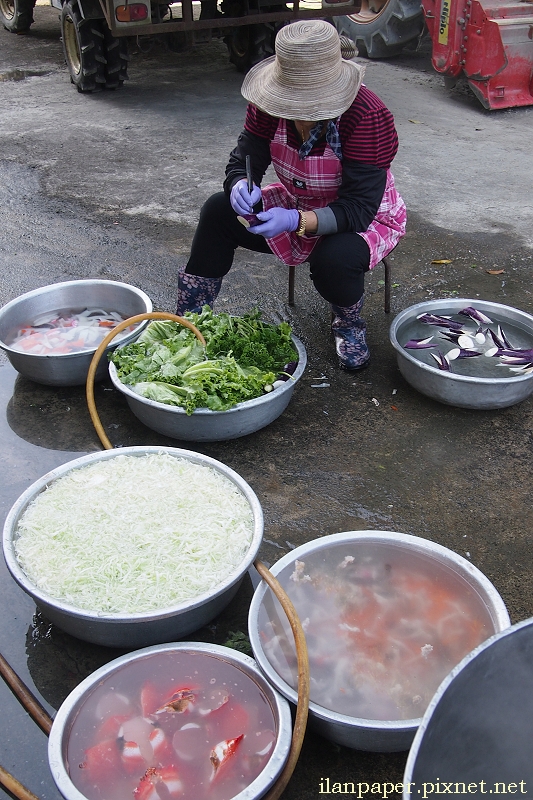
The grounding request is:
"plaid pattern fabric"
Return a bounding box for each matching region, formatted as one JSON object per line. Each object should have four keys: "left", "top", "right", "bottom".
{"left": 358, "top": 170, "right": 407, "bottom": 269}
{"left": 261, "top": 119, "right": 342, "bottom": 265}
{"left": 244, "top": 88, "right": 399, "bottom": 169}
{"left": 260, "top": 118, "right": 406, "bottom": 268}
{"left": 298, "top": 120, "right": 343, "bottom": 161}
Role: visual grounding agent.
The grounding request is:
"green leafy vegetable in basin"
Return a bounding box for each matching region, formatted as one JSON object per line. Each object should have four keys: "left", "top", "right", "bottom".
{"left": 110, "top": 307, "right": 299, "bottom": 415}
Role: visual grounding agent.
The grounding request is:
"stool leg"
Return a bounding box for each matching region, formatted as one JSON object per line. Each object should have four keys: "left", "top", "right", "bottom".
{"left": 383, "top": 256, "right": 391, "bottom": 314}
{"left": 288, "top": 265, "right": 295, "bottom": 306}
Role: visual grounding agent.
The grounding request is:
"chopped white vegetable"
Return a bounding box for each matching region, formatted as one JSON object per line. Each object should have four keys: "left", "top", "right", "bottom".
{"left": 9, "top": 307, "right": 136, "bottom": 355}
{"left": 15, "top": 454, "right": 254, "bottom": 614}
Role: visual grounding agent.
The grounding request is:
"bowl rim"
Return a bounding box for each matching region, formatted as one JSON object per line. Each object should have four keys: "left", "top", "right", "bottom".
{"left": 248, "top": 529, "right": 511, "bottom": 731}
{"left": 108, "top": 333, "right": 307, "bottom": 417}
{"left": 402, "top": 616, "right": 533, "bottom": 791}
{"left": 0, "top": 279, "right": 153, "bottom": 358}
{"left": 389, "top": 298, "right": 533, "bottom": 386}
{"left": 3, "top": 446, "right": 264, "bottom": 622}
{"left": 47, "top": 641, "right": 293, "bottom": 800}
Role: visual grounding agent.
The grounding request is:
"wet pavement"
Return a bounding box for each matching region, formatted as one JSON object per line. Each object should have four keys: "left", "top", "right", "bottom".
{"left": 2, "top": 225, "right": 533, "bottom": 797}
{"left": 1, "top": 6, "right": 533, "bottom": 799}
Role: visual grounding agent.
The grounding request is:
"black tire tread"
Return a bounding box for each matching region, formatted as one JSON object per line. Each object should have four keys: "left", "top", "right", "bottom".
{"left": 225, "top": 21, "right": 277, "bottom": 73}
{"left": 102, "top": 26, "right": 129, "bottom": 89}
{"left": 61, "top": 0, "right": 106, "bottom": 92}
{"left": 0, "top": 0, "right": 35, "bottom": 33}
{"left": 332, "top": 0, "right": 424, "bottom": 59}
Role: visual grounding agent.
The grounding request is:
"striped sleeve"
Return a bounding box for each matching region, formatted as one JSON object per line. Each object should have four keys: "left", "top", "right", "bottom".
{"left": 339, "top": 86, "right": 399, "bottom": 169}
{"left": 244, "top": 104, "right": 279, "bottom": 140}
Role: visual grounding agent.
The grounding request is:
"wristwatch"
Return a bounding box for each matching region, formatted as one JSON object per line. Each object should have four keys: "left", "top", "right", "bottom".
{"left": 296, "top": 211, "right": 306, "bottom": 237}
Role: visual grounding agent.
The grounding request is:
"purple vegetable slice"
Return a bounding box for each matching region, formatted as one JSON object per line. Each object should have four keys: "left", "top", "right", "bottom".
{"left": 447, "top": 348, "right": 482, "bottom": 361}
{"left": 458, "top": 306, "right": 493, "bottom": 325}
{"left": 417, "top": 313, "right": 464, "bottom": 331}
{"left": 404, "top": 337, "right": 436, "bottom": 350}
{"left": 430, "top": 350, "right": 451, "bottom": 371}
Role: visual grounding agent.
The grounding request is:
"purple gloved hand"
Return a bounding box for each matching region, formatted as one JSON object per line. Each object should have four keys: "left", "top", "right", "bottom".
{"left": 248, "top": 207, "right": 300, "bottom": 239}
{"left": 230, "top": 178, "right": 262, "bottom": 217}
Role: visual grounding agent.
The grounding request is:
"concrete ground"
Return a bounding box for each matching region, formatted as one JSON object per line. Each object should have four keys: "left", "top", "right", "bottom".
{"left": 0, "top": 7, "right": 532, "bottom": 799}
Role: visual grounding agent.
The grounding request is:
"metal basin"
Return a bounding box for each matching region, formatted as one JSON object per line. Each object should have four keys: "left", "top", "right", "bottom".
{"left": 404, "top": 617, "right": 533, "bottom": 788}
{"left": 248, "top": 530, "right": 510, "bottom": 752}
{"left": 0, "top": 280, "right": 152, "bottom": 386}
{"left": 389, "top": 298, "right": 533, "bottom": 409}
{"left": 48, "top": 642, "right": 292, "bottom": 800}
{"left": 3, "top": 446, "right": 263, "bottom": 648}
{"left": 108, "top": 335, "right": 307, "bottom": 442}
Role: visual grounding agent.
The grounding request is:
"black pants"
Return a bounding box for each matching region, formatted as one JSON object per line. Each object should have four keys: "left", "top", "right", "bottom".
{"left": 186, "top": 192, "right": 370, "bottom": 307}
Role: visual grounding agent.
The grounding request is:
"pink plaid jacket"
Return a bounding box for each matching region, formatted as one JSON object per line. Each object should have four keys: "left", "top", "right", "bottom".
{"left": 260, "top": 118, "right": 406, "bottom": 269}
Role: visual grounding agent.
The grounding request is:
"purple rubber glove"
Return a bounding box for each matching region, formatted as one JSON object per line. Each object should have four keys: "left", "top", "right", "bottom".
{"left": 230, "top": 178, "right": 262, "bottom": 216}
{"left": 248, "top": 207, "right": 300, "bottom": 239}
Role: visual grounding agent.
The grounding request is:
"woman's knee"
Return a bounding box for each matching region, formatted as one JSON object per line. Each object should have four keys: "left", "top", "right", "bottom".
{"left": 309, "top": 233, "right": 369, "bottom": 305}
{"left": 188, "top": 192, "right": 238, "bottom": 277}
{"left": 197, "top": 192, "right": 231, "bottom": 228}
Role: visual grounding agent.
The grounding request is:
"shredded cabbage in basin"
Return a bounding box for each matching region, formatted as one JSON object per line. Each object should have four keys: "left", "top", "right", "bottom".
{"left": 15, "top": 454, "right": 254, "bottom": 614}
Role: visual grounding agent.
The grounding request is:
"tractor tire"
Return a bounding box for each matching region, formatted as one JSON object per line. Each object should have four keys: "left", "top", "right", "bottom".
{"left": 61, "top": 0, "right": 106, "bottom": 92}
{"left": 0, "top": 0, "right": 35, "bottom": 33}
{"left": 332, "top": 0, "right": 424, "bottom": 59}
{"left": 102, "top": 27, "right": 129, "bottom": 89}
{"left": 225, "top": 21, "right": 277, "bottom": 73}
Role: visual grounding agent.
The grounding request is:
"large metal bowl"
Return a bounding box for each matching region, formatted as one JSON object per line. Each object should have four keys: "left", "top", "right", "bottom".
{"left": 108, "top": 335, "right": 307, "bottom": 441}
{"left": 3, "top": 446, "right": 263, "bottom": 648}
{"left": 248, "top": 530, "right": 510, "bottom": 753}
{"left": 0, "top": 280, "right": 152, "bottom": 386}
{"left": 389, "top": 298, "right": 533, "bottom": 409}
{"left": 48, "top": 642, "right": 293, "bottom": 800}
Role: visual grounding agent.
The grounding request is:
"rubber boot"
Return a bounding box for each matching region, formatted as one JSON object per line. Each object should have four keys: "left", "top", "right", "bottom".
{"left": 176, "top": 265, "right": 223, "bottom": 315}
{"left": 330, "top": 295, "right": 370, "bottom": 371}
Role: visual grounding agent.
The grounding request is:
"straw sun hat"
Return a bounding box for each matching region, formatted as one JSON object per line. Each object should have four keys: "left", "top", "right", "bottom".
{"left": 241, "top": 20, "right": 365, "bottom": 122}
